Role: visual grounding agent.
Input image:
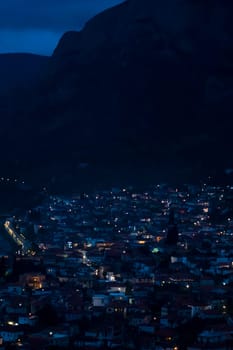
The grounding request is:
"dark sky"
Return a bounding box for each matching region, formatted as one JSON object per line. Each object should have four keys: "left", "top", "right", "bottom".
{"left": 0, "top": 0, "right": 123, "bottom": 56}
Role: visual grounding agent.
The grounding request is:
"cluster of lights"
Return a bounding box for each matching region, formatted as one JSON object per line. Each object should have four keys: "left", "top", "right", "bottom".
{"left": 8, "top": 321, "right": 19, "bottom": 326}
{"left": 0, "top": 177, "right": 24, "bottom": 184}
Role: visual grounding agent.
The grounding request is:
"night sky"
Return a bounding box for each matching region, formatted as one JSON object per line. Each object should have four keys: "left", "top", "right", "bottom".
{"left": 0, "top": 0, "right": 123, "bottom": 56}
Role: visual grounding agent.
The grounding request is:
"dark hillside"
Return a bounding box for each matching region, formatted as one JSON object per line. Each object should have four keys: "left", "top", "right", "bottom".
{"left": 1, "top": 0, "right": 233, "bottom": 188}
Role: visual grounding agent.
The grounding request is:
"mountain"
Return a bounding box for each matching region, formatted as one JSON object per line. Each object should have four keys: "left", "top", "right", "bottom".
{"left": 0, "top": 53, "right": 49, "bottom": 161}
{"left": 2, "top": 0, "right": 233, "bottom": 189}
{"left": 0, "top": 53, "right": 48, "bottom": 94}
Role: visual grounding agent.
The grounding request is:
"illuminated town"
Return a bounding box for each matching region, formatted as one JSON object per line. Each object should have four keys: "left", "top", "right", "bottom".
{"left": 0, "top": 0, "right": 233, "bottom": 348}
{"left": 0, "top": 182, "right": 232, "bottom": 349}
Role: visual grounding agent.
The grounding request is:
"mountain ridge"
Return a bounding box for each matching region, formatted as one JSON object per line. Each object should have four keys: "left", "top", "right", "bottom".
{"left": 0, "top": 0, "right": 233, "bottom": 188}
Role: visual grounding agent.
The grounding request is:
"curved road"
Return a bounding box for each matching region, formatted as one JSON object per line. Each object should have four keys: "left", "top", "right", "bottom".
{"left": 4, "top": 220, "right": 31, "bottom": 254}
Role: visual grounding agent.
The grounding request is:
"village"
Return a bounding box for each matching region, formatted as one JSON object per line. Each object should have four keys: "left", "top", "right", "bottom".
{"left": 0, "top": 182, "right": 232, "bottom": 349}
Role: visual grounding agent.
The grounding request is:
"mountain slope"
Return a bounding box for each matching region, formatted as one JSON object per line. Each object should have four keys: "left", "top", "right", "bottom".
{"left": 3, "top": 0, "right": 233, "bottom": 187}
{"left": 0, "top": 53, "right": 48, "bottom": 94}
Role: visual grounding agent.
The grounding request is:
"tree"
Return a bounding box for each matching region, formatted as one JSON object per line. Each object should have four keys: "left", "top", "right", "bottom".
{"left": 166, "top": 209, "right": 179, "bottom": 245}
{"left": 36, "top": 303, "right": 60, "bottom": 326}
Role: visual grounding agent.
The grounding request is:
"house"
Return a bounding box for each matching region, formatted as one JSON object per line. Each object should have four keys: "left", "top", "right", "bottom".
{"left": 7, "top": 284, "right": 24, "bottom": 295}
{"left": 28, "top": 331, "right": 70, "bottom": 349}
{"left": 18, "top": 315, "right": 38, "bottom": 327}
{"left": 92, "top": 294, "right": 110, "bottom": 307}
{"left": 0, "top": 325, "right": 24, "bottom": 342}
{"left": 6, "top": 296, "right": 29, "bottom": 315}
